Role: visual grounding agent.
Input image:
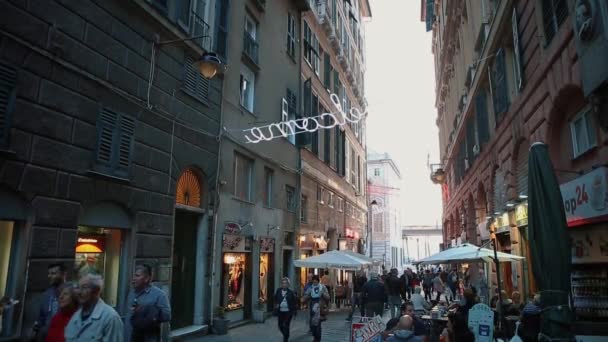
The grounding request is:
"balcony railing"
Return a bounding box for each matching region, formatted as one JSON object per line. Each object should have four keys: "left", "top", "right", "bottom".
{"left": 243, "top": 31, "right": 259, "bottom": 64}
{"left": 189, "top": 11, "right": 212, "bottom": 51}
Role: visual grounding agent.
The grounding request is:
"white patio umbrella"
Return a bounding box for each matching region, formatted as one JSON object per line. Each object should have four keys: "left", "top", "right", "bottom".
{"left": 340, "top": 250, "right": 383, "bottom": 266}
{"left": 413, "top": 243, "right": 524, "bottom": 265}
{"left": 293, "top": 250, "right": 372, "bottom": 271}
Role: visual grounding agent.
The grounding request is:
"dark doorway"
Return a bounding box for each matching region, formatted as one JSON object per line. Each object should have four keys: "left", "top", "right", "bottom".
{"left": 171, "top": 210, "right": 199, "bottom": 329}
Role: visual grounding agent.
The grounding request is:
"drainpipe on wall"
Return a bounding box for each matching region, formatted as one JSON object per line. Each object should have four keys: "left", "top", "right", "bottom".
{"left": 294, "top": 7, "right": 304, "bottom": 290}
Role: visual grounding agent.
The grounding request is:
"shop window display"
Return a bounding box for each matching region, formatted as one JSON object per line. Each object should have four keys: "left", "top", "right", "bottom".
{"left": 259, "top": 254, "right": 269, "bottom": 303}
{"left": 74, "top": 226, "right": 123, "bottom": 307}
{"left": 223, "top": 253, "right": 246, "bottom": 311}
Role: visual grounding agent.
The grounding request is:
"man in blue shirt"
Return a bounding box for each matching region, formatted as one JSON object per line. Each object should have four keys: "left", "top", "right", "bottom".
{"left": 33, "top": 263, "right": 66, "bottom": 340}
{"left": 124, "top": 264, "right": 171, "bottom": 342}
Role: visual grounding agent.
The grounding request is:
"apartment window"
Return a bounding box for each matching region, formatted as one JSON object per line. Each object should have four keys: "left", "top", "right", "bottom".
{"left": 317, "top": 185, "right": 324, "bottom": 203}
{"left": 336, "top": 197, "right": 344, "bottom": 212}
{"left": 243, "top": 13, "right": 259, "bottom": 64}
{"left": 475, "top": 88, "right": 490, "bottom": 146}
{"left": 303, "top": 22, "right": 320, "bottom": 74}
{"left": 345, "top": 140, "right": 350, "bottom": 182}
{"left": 541, "top": 0, "right": 568, "bottom": 45}
{"left": 214, "top": 0, "right": 229, "bottom": 59}
{"left": 357, "top": 156, "right": 361, "bottom": 192}
{"left": 570, "top": 107, "right": 597, "bottom": 158}
{"left": 324, "top": 115, "right": 332, "bottom": 164}
{"left": 374, "top": 168, "right": 380, "bottom": 176}
{"left": 312, "top": 95, "right": 320, "bottom": 155}
{"left": 374, "top": 212, "right": 383, "bottom": 232}
{"left": 264, "top": 168, "right": 273, "bottom": 207}
{"left": 512, "top": 8, "right": 524, "bottom": 91}
{"left": 94, "top": 107, "right": 136, "bottom": 179}
{"left": 286, "top": 185, "right": 296, "bottom": 212}
{"left": 323, "top": 53, "right": 332, "bottom": 89}
{"left": 240, "top": 65, "right": 255, "bottom": 112}
{"left": 287, "top": 13, "right": 296, "bottom": 58}
{"left": 301, "top": 195, "right": 308, "bottom": 222}
{"left": 283, "top": 88, "right": 297, "bottom": 144}
{"left": 327, "top": 191, "right": 335, "bottom": 208}
{"left": 234, "top": 153, "right": 253, "bottom": 201}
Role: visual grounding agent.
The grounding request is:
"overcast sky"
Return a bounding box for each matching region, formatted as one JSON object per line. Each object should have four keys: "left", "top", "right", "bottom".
{"left": 365, "top": 0, "right": 442, "bottom": 227}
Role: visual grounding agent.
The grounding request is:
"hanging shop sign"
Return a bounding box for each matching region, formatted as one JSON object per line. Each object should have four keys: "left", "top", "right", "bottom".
{"left": 560, "top": 166, "right": 608, "bottom": 227}
{"left": 495, "top": 212, "right": 511, "bottom": 234}
{"left": 225, "top": 222, "right": 242, "bottom": 234}
{"left": 223, "top": 234, "right": 252, "bottom": 252}
{"left": 260, "top": 238, "right": 275, "bottom": 253}
{"left": 515, "top": 203, "right": 528, "bottom": 226}
{"left": 468, "top": 304, "right": 495, "bottom": 342}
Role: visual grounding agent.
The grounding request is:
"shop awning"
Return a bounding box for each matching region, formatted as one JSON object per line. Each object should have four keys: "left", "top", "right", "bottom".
{"left": 413, "top": 243, "right": 525, "bottom": 265}
{"left": 293, "top": 250, "right": 372, "bottom": 270}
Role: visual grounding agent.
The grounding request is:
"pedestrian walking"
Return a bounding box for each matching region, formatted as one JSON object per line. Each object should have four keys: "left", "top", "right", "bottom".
{"left": 124, "top": 264, "right": 171, "bottom": 342}
{"left": 45, "top": 282, "right": 78, "bottom": 342}
{"left": 386, "top": 269, "right": 402, "bottom": 319}
{"left": 362, "top": 272, "right": 386, "bottom": 317}
{"left": 399, "top": 270, "right": 410, "bottom": 301}
{"left": 432, "top": 272, "right": 444, "bottom": 303}
{"left": 302, "top": 275, "right": 329, "bottom": 342}
{"left": 65, "top": 274, "right": 123, "bottom": 342}
{"left": 32, "top": 263, "right": 66, "bottom": 341}
{"left": 347, "top": 271, "right": 367, "bottom": 321}
{"left": 274, "top": 277, "right": 297, "bottom": 342}
{"left": 423, "top": 270, "right": 434, "bottom": 302}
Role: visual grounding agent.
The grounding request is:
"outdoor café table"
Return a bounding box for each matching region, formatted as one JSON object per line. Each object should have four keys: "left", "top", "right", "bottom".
{"left": 421, "top": 315, "right": 449, "bottom": 342}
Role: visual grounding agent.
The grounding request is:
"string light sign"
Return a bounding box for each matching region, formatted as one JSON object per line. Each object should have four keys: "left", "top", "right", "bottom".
{"left": 242, "top": 93, "right": 367, "bottom": 144}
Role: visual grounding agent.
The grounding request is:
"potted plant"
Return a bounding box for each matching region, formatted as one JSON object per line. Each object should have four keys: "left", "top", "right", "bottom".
{"left": 252, "top": 300, "right": 266, "bottom": 323}
{"left": 213, "top": 306, "right": 229, "bottom": 335}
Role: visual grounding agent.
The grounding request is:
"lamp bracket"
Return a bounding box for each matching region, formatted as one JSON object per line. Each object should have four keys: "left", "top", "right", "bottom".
{"left": 157, "top": 34, "right": 211, "bottom": 46}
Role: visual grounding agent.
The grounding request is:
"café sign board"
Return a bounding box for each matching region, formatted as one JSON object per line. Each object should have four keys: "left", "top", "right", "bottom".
{"left": 560, "top": 167, "right": 608, "bottom": 227}
{"left": 515, "top": 203, "right": 528, "bottom": 226}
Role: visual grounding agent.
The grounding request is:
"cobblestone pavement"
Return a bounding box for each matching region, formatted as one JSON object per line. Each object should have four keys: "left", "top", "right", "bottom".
{"left": 186, "top": 307, "right": 391, "bottom": 342}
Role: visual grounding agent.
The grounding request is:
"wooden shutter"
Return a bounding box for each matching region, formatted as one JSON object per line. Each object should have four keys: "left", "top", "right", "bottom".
{"left": 116, "top": 114, "right": 136, "bottom": 177}
{"left": 494, "top": 170, "right": 505, "bottom": 212}
{"left": 311, "top": 94, "right": 319, "bottom": 154}
{"left": 324, "top": 116, "right": 331, "bottom": 163}
{"left": 512, "top": 8, "right": 524, "bottom": 90}
{"left": 0, "top": 61, "right": 17, "bottom": 148}
{"left": 184, "top": 56, "right": 209, "bottom": 103}
{"left": 475, "top": 89, "right": 490, "bottom": 145}
{"left": 96, "top": 108, "right": 118, "bottom": 168}
{"left": 333, "top": 70, "right": 340, "bottom": 95}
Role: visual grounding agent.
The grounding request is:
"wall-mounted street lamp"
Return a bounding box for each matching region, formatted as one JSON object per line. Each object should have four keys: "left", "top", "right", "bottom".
{"left": 429, "top": 163, "right": 446, "bottom": 184}
{"left": 146, "top": 34, "right": 226, "bottom": 109}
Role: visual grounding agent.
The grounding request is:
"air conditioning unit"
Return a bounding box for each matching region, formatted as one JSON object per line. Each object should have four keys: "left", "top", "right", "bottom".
{"left": 473, "top": 144, "right": 480, "bottom": 156}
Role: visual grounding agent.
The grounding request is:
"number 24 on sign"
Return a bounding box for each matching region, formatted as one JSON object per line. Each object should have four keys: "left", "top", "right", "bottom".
{"left": 564, "top": 184, "right": 589, "bottom": 215}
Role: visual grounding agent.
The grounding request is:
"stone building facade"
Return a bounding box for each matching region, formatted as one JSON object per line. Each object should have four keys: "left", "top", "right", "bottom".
{"left": 425, "top": 0, "right": 608, "bottom": 334}
{"left": 0, "top": 0, "right": 223, "bottom": 338}
{"left": 297, "top": 0, "right": 371, "bottom": 290}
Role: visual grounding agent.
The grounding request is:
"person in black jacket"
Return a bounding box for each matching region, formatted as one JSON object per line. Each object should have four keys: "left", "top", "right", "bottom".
{"left": 362, "top": 272, "right": 386, "bottom": 317}
{"left": 347, "top": 271, "right": 368, "bottom": 321}
{"left": 386, "top": 269, "right": 403, "bottom": 318}
{"left": 274, "top": 277, "right": 297, "bottom": 342}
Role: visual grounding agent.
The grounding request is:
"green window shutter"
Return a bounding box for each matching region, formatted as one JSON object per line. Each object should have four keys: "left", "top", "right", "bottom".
{"left": 466, "top": 117, "right": 476, "bottom": 164}
{"left": 0, "top": 61, "right": 17, "bottom": 148}
{"left": 215, "top": 0, "right": 230, "bottom": 60}
{"left": 116, "top": 114, "right": 136, "bottom": 178}
{"left": 425, "top": 0, "right": 434, "bottom": 32}
{"left": 312, "top": 95, "right": 319, "bottom": 155}
{"left": 324, "top": 116, "right": 331, "bottom": 163}
{"left": 491, "top": 48, "right": 509, "bottom": 121}
{"left": 183, "top": 56, "right": 209, "bottom": 103}
{"left": 95, "top": 108, "right": 136, "bottom": 179}
{"left": 475, "top": 89, "right": 490, "bottom": 145}
{"left": 297, "top": 79, "right": 312, "bottom": 148}
{"left": 333, "top": 70, "right": 340, "bottom": 95}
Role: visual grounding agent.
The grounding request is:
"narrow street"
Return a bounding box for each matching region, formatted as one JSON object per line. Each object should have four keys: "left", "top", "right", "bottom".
{"left": 187, "top": 308, "right": 390, "bottom": 342}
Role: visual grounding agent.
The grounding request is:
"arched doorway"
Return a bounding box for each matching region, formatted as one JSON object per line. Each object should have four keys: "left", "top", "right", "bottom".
{"left": 77, "top": 201, "right": 132, "bottom": 309}
{"left": 172, "top": 168, "right": 209, "bottom": 329}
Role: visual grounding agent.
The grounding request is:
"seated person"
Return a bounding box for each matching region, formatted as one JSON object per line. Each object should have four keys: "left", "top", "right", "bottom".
{"left": 441, "top": 312, "right": 475, "bottom": 342}
{"left": 510, "top": 291, "right": 524, "bottom": 313}
{"left": 410, "top": 287, "right": 431, "bottom": 314}
{"left": 520, "top": 294, "right": 542, "bottom": 342}
{"left": 403, "top": 302, "right": 428, "bottom": 338}
{"left": 387, "top": 315, "right": 423, "bottom": 342}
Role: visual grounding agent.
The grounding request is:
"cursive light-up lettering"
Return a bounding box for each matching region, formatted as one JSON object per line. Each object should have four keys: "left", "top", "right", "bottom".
{"left": 243, "top": 93, "right": 366, "bottom": 143}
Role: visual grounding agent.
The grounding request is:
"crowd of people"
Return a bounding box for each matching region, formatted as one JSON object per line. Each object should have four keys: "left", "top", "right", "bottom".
{"left": 0, "top": 263, "right": 171, "bottom": 342}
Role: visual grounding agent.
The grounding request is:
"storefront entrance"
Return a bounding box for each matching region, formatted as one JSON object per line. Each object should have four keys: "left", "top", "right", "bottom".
{"left": 171, "top": 210, "right": 198, "bottom": 329}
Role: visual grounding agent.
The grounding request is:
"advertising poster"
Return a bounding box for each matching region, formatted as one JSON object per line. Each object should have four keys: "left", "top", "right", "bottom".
{"left": 351, "top": 316, "right": 384, "bottom": 342}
